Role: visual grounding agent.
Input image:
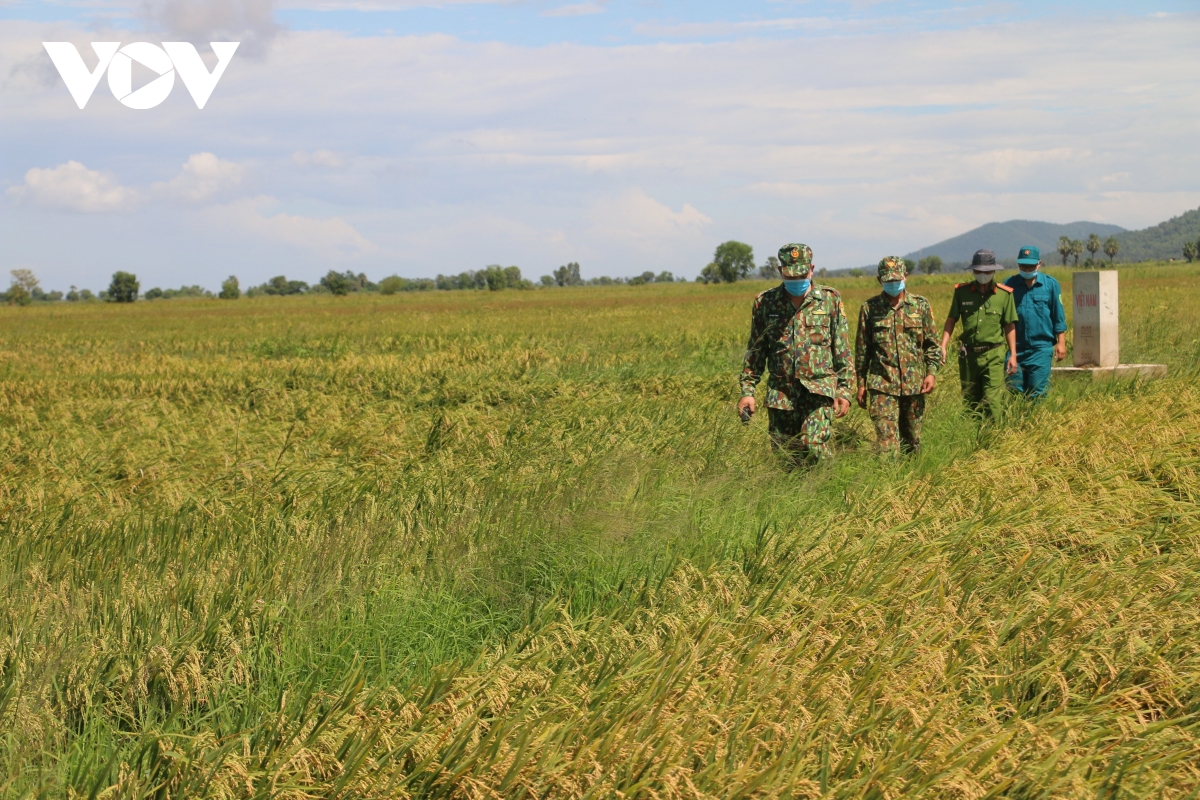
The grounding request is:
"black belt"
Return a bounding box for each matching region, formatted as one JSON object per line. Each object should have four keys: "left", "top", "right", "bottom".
{"left": 962, "top": 342, "right": 1003, "bottom": 354}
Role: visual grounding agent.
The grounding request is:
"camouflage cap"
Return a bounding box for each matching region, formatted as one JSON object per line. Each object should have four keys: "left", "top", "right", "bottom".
{"left": 777, "top": 243, "right": 814, "bottom": 277}
{"left": 877, "top": 256, "right": 907, "bottom": 281}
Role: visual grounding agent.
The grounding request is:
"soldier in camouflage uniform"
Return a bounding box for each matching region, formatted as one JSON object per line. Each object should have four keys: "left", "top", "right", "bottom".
{"left": 738, "top": 243, "right": 854, "bottom": 464}
{"left": 854, "top": 256, "right": 943, "bottom": 454}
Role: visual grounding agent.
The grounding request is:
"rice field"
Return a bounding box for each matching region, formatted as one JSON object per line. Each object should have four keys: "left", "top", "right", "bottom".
{"left": 1, "top": 263, "right": 1199, "bottom": 798}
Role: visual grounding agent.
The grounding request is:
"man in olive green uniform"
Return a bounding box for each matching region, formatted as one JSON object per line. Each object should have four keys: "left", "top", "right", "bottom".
{"left": 855, "top": 256, "right": 942, "bottom": 454}
{"left": 940, "top": 249, "right": 1018, "bottom": 418}
{"left": 738, "top": 243, "right": 854, "bottom": 464}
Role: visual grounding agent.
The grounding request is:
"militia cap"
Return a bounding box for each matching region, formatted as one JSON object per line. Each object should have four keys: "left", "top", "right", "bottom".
{"left": 970, "top": 249, "right": 1001, "bottom": 272}
{"left": 777, "top": 243, "right": 814, "bottom": 277}
{"left": 878, "top": 256, "right": 906, "bottom": 281}
{"left": 1016, "top": 245, "right": 1040, "bottom": 266}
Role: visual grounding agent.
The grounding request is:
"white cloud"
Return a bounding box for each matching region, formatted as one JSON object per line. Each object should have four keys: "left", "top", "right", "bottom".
{"left": 588, "top": 189, "right": 711, "bottom": 242}
{"left": 139, "top": 0, "right": 281, "bottom": 57}
{"left": 153, "top": 152, "right": 244, "bottom": 203}
{"left": 542, "top": 3, "right": 606, "bottom": 18}
{"left": 633, "top": 16, "right": 837, "bottom": 38}
{"left": 204, "top": 196, "right": 376, "bottom": 256}
{"left": 292, "top": 149, "right": 347, "bottom": 169}
{"left": 8, "top": 161, "right": 140, "bottom": 213}
{"left": 275, "top": 0, "right": 510, "bottom": 7}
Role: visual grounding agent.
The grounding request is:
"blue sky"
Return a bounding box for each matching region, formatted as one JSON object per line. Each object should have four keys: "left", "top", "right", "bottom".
{"left": 2, "top": 0, "right": 1198, "bottom": 290}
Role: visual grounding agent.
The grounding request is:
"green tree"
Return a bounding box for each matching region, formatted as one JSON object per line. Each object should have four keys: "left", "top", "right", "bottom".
{"left": 380, "top": 276, "right": 405, "bottom": 295}
{"left": 1086, "top": 233, "right": 1101, "bottom": 264}
{"left": 1069, "top": 239, "right": 1084, "bottom": 267}
{"left": 484, "top": 266, "right": 508, "bottom": 291}
{"left": 918, "top": 255, "right": 943, "bottom": 274}
{"left": 539, "top": 275, "right": 555, "bottom": 287}
{"left": 219, "top": 275, "right": 240, "bottom": 299}
{"left": 553, "top": 262, "right": 583, "bottom": 287}
{"left": 320, "top": 270, "right": 353, "bottom": 296}
{"left": 107, "top": 271, "right": 139, "bottom": 303}
{"left": 699, "top": 263, "right": 721, "bottom": 284}
{"left": 503, "top": 266, "right": 530, "bottom": 289}
{"left": 757, "top": 256, "right": 780, "bottom": 279}
{"left": 1184, "top": 241, "right": 1199, "bottom": 263}
{"left": 1057, "top": 236, "right": 1072, "bottom": 266}
{"left": 848, "top": 268, "right": 864, "bottom": 278}
{"left": 711, "top": 241, "right": 754, "bottom": 283}
{"left": 6, "top": 269, "right": 39, "bottom": 306}
{"left": 656, "top": 271, "right": 675, "bottom": 283}
{"left": 258, "top": 275, "right": 308, "bottom": 296}
{"left": 1103, "top": 236, "right": 1120, "bottom": 265}
{"left": 144, "top": 287, "right": 164, "bottom": 300}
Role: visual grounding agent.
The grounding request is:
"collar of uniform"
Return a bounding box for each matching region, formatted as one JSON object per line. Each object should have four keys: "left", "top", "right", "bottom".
{"left": 877, "top": 291, "right": 914, "bottom": 310}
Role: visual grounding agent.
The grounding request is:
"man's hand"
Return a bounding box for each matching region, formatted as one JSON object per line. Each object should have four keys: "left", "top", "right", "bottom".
{"left": 1054, "top": 341, "right": 1067, "bottom": 362}
{"left": 834, "top": 397, "right": 850, "bottom": 418}
{"left": 737, "top": 396, "right": 756, "bottom": 420}
{"left": 1006, "top": 353, "right": 1019, "bottom": 375}
{"left": 856, "top": 385, "right": 867, "bottom": 409}
{"left": 920, "top": 374, "right": 936, "bottom": 394}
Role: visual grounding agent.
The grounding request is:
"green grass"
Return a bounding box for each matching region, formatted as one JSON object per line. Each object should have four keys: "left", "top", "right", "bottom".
{"left": 1, "top": 264, "right": 1199, "bottom": 797}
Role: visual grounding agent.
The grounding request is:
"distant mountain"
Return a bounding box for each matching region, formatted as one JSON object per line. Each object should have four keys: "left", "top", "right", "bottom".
{"left": 1111, "top": 207, "right": 1200, "bottom": 263}
{"left": 903, "top": 220, "right": 1126, "bottom": 268}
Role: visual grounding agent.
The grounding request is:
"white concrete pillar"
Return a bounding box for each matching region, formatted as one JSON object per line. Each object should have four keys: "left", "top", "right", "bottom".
{"left": 1072, "top": 271, "right": 1119, "bottom": 368}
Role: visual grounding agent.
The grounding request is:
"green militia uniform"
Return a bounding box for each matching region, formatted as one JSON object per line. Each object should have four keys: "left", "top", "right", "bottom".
{"left": 948, "top": 281, "right": 1018, "bottom": 417}
{"left": 855, "top": 293, "right": 943, "bottom": 453}
{"left": 740, "top": 284, "right": 854, "bottom": 462}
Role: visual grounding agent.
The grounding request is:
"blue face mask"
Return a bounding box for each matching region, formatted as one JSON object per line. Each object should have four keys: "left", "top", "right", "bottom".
{"left": 881, "top": 280, "right": 905, "bottom": 296}
{"left": 1019, "top": 268, "right": 1038, "bottom": 279}
{"left": 783, "top": 279, "right": 811, "bottom": 296}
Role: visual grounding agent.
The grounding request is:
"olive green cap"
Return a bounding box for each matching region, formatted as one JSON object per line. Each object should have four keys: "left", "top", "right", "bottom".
{"left": 777, "top": 243, "right": 814, "bottom": 277}
{"left": 878, "top": 256, "right": 907, "bottom": 281}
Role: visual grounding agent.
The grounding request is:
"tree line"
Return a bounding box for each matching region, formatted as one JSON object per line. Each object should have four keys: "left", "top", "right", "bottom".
{"left": 10, "top": 234, "right": 1199, "bottom": 306}
{"left": 1055, "top": 234, "right": 1121, "bottom": 267}
{"left": 2, "top": 264, "right": 687, "bottom": 306}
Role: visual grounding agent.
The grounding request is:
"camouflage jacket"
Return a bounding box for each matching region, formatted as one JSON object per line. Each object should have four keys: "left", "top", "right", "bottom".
{"left": 740, "top": 284, "right": 855, "bottom": 408}
{"left": 855, "top": 293, "right": 943, "bottom": 396}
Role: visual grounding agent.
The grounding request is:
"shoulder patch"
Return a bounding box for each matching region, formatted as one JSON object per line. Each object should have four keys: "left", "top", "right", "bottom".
{"left": 954, "top": 283, "right": 966, "bottom": 289}
{"left": 997, "top": 284, "right": 1014, "bottom": 293}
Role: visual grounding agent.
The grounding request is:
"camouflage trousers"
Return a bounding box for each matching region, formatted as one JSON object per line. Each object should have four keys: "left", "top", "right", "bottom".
{"left": 767, "top": 391, "right": 835, "bottom": 465}
{"left": 867, "top": 390, "right": 925, "bottom": 455}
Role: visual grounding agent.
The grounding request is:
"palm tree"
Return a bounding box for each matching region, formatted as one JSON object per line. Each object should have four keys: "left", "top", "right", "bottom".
{"left": 1069, "top": 239, "right": 1084, "bottom": 267}
{"left": 1185, "top": 241, "right": 1199, "bottom": 263}
{"left": 1057, "top": 236, "right": 1072, "bottom": 266}
{"left": 1086, "top": 233, "right": 1101, "bottom": 264}
{"left": 1103, "top": 236, "right": 1120, "bottom": 265}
